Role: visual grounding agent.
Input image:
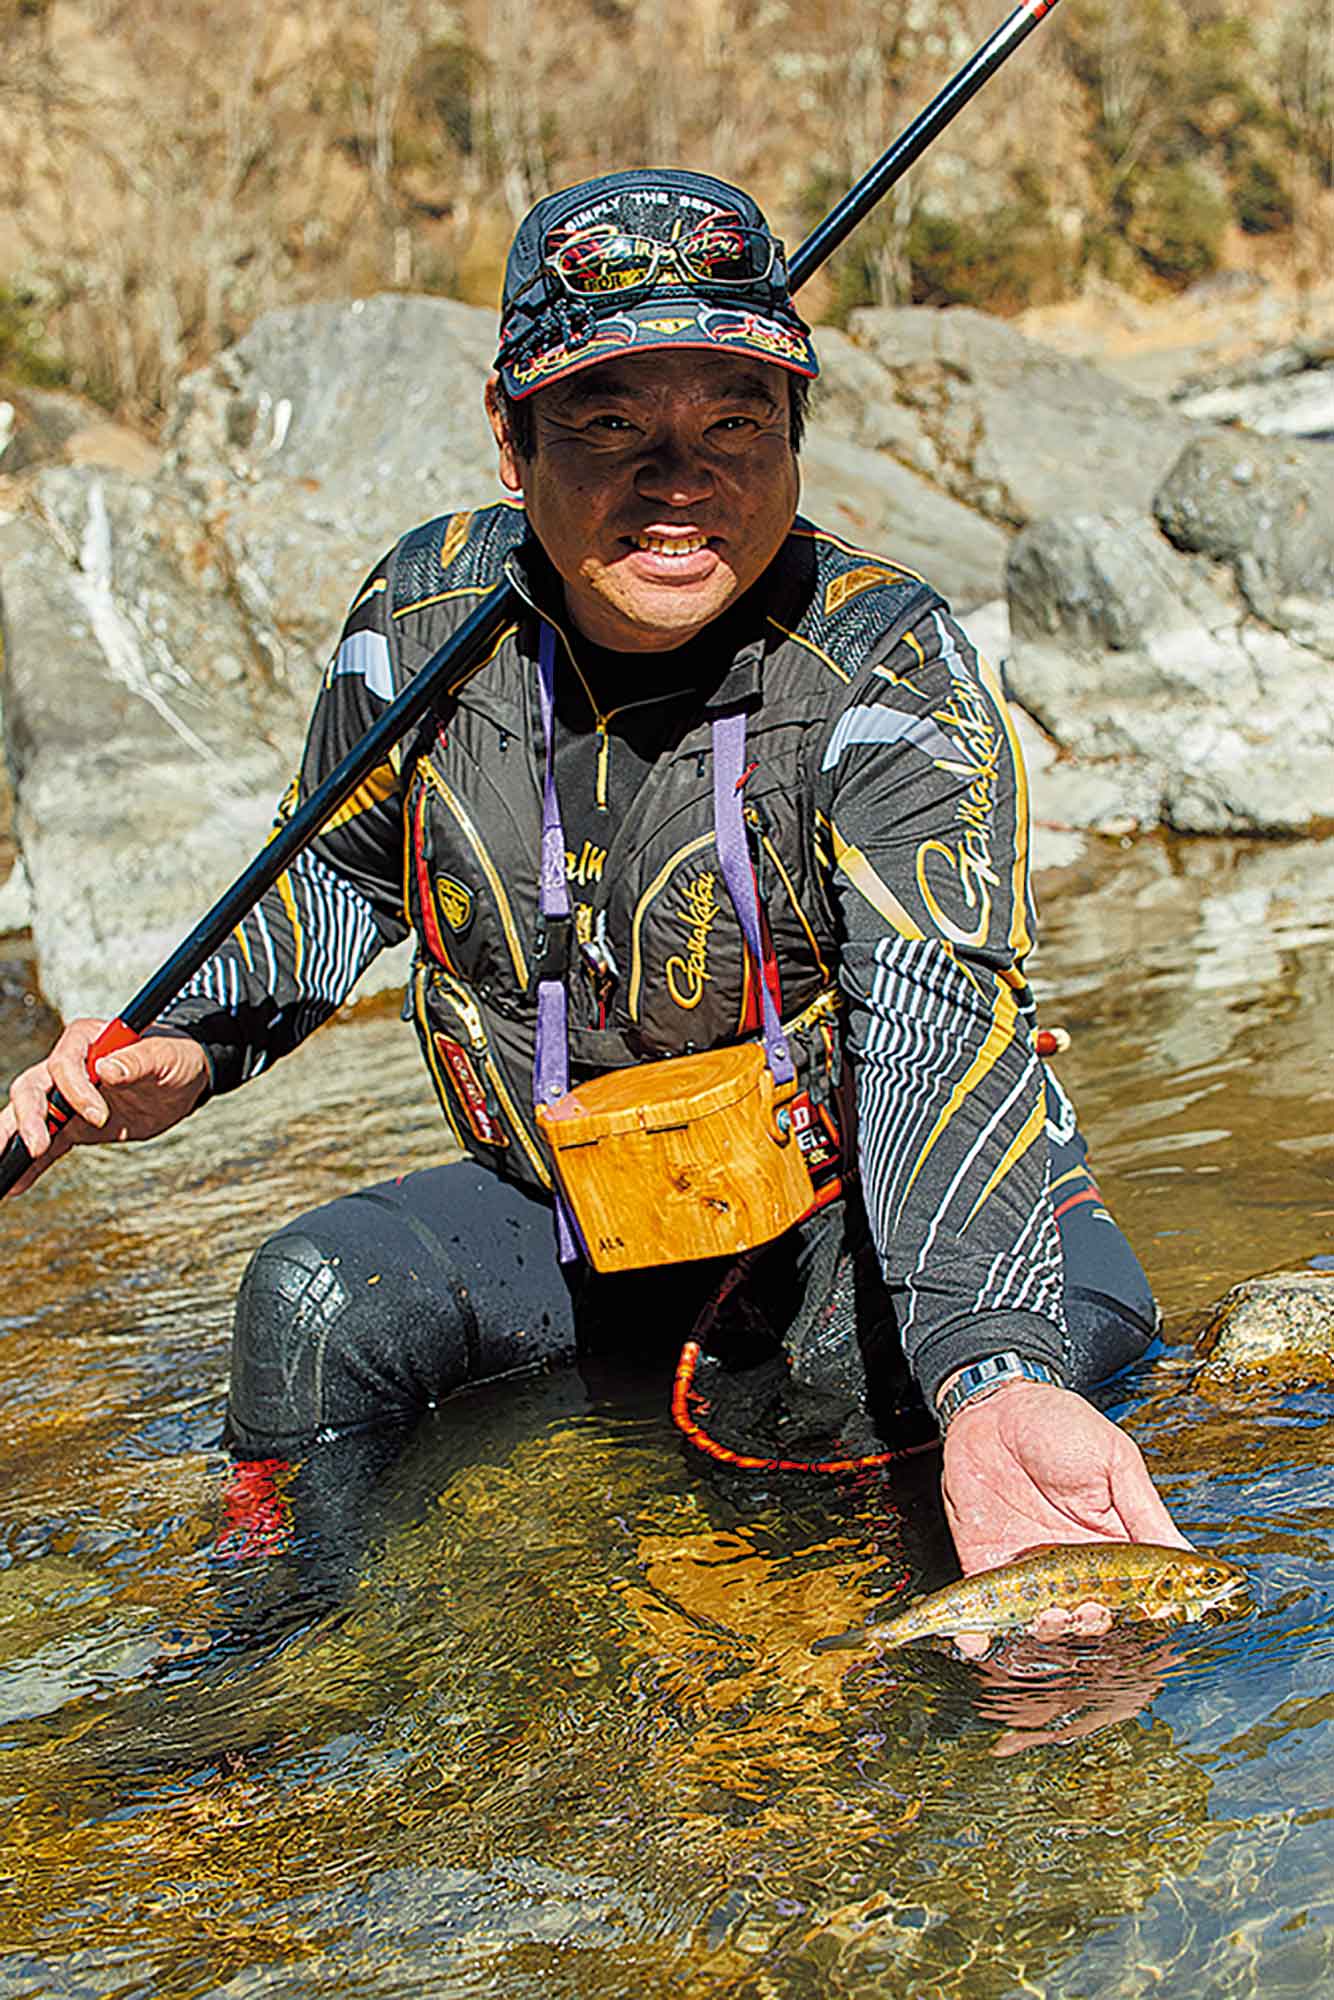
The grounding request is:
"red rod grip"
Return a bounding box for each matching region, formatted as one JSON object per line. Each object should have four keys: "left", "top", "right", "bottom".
{"left": 88, "top": 1017, "right": 142, "bottom": 1067}
{"left": 0, "top": 1017, "right": 142, "bottom": 1199}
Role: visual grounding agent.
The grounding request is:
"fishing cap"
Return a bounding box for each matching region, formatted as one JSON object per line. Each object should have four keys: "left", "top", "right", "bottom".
{"left": 493, "top": 167, "right": 819, "bottom": 401}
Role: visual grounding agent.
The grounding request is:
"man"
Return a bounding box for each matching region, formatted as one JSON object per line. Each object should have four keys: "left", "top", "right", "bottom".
{"left": 1, "top": 169, "right": 1187, "bottom": 1627}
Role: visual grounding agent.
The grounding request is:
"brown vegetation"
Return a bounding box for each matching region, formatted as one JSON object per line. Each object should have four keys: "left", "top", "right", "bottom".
{"left": 2, "top": 0, "right": 1331, "bottom": 424}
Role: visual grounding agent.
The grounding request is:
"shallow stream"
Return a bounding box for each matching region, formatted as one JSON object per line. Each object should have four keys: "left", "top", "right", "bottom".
{"left": 0, "top": 831, "right": 1331, "bottom": 1999}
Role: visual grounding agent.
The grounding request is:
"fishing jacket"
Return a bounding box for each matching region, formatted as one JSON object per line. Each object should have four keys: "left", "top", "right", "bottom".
{"left": 160, "top": 499, "right": 1069, "bottom": 1403}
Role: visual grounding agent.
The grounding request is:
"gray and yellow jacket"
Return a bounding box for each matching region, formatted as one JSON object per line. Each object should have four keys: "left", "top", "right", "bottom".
{"left": 160, "top": 499, "right": 1068, "bottom": 1402}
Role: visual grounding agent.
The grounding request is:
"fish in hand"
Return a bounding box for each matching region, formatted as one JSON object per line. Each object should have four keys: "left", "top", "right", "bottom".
{"left": 812, "top": 1542, "right": 1248, "bottom": 1655}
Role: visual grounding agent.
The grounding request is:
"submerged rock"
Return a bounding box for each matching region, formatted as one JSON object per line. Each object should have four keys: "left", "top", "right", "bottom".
{"left": 1196, "top": 1270, "right": 1334, "bottom": 1388}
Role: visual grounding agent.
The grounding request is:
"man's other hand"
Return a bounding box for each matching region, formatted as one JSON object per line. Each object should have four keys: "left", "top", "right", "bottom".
{"left": 0, "top": 1019, "right": 211, "bottom": 1194}
{"left": 940, "top": 1379, "right": 1190, "bottom": 1658}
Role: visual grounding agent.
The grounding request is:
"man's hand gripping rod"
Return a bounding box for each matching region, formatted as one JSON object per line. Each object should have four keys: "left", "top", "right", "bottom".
{"left": 0, "top": 0, "right": 1064, "bottom": 1198}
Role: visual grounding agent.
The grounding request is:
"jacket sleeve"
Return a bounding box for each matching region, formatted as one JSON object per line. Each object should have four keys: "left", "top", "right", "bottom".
{"left": 152, "top": 562, "right": 411, "bottom": 1092}
{"left": 818, "top": 600, "right": 1067, "bottom": 1408}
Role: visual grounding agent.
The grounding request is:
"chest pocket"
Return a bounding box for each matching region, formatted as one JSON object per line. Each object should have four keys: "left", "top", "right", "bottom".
{"left": 408, "top": 744, "right": 534, "bottom": 996}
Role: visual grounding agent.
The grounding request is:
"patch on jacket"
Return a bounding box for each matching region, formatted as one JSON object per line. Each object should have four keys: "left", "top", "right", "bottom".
{"left": 824, "top": 564, "right": 909, "bottom": 617}
{"left": 435, "top": 875, "right": 474, "bottom": 935}
{"left": 433, "top": 1034, "right": 507, "bottom": 1146}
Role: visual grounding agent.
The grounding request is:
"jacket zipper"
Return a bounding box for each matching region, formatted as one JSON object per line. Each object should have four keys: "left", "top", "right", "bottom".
{"left": 427, "top": 963, "right": 554, "bottom": 1190}
{"left": 416, "top": 754, "right": 530, "bottom": 990}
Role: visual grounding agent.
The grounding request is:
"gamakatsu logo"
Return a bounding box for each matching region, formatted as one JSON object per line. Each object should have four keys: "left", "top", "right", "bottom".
{"left": 665, "top": 870, "right": 720, "bottom": 1009}
{"left": 914, "top": 675, "right": 1002, "bottom": 948}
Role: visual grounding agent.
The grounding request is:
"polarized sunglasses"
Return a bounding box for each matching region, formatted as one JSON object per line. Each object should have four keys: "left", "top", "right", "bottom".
{"left": 543, "top": 222, "right": 783, "bottom": 299}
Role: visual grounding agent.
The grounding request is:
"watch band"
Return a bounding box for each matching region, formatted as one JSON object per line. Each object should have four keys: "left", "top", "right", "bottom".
{"left": 935, "top": 1351, "right": 1061, "bottom": 1431}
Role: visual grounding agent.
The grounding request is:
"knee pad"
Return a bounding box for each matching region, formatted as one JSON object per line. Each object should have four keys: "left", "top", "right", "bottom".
{"left": 228, "top": 1210, "right": 483, "bottom": 1453}
{"left": 228, "top": 1231, "right": 353, "bottom": 1453}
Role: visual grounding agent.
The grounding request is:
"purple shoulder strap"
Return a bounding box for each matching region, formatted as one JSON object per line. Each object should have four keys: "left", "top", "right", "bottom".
{"left": 534, "top": 623, "right": 582, "bottom": 1261}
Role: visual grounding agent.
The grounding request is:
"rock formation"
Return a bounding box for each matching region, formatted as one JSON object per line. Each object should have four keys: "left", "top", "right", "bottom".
{"left": 1003, "top": 429, "right": 1334, "bottom": 834}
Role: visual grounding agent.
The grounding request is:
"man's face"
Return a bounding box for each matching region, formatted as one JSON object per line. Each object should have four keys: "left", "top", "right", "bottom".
{"left": 486, "top": 351, "right": 800, "bottom": 653}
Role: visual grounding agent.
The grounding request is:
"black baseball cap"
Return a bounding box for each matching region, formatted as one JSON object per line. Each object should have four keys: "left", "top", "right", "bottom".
{"left": 493, "top": 167, "right": 820, "bottom": 401}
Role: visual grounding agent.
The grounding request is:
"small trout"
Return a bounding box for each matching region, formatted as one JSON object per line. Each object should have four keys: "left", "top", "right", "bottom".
{"left": 813, "top": 1543, "right": 1247, "bottom": 1654}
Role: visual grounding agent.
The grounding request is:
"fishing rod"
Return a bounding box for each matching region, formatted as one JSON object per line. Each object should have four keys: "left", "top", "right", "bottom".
{"left": 0, "top": 0, "right": 1065, "bottom": 1198}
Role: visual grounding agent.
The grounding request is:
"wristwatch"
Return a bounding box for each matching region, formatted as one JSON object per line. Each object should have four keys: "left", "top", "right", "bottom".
{"left": 935, "top": 1351, "right": 1062, "bottom": 1431}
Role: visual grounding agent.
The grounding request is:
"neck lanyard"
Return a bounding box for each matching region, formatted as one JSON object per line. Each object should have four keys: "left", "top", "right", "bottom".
{"left": 532, "top": 621, "right": 792, "bottom": 1262}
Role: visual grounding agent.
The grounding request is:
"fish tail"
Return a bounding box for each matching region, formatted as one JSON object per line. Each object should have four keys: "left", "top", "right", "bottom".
{"left": 809, "top": 1628, "right": 872, "bottom": 1655}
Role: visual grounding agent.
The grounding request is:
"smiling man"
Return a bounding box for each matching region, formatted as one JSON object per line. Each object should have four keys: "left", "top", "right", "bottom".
{"left": 1, "top": 168, "right": 1187, "bottom": 1606}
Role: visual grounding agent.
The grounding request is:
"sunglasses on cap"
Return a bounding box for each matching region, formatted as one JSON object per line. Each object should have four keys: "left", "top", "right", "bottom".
{"left": 539, "top": 221, "right": 786, "bottom": 301}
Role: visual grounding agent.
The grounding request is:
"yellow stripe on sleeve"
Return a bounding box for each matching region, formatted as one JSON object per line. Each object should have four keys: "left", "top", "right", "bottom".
{"left": 231, "top": 920, "right": 255, "bottom": 971}
{"left": 900, "top": 976, "right": 1018, "bottom": 1209}
{"left": 830, "top": 821, "right": 924, "bottom": 940}
{"left": 276, "top": 870, "right": 305, "bottom": 983}
{"left": 319, "top": 759, "right": 399, "bottom": 835}
{"left": 962, "top": 1085, "right": 1048, "bottom": 1231}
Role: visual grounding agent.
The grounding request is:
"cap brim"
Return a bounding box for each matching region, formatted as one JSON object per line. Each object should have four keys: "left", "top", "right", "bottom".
{"left": 498, "top": 296, "right": 819, "bottom": 400}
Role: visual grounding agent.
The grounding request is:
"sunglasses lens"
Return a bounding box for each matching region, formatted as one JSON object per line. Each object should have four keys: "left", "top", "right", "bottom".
{"left": 551, "top": 231, "right": 659, "bottom": 295}
{"left": 681, "top": 226, "right": 774, "bottom": 284}
{"left": 546, "top": 223, "right": 778, "bottom": 298}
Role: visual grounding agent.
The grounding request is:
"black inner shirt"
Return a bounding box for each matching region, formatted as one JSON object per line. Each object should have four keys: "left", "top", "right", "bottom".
{"left": 548, "top": 603, "right": 755, "bottom": 1028}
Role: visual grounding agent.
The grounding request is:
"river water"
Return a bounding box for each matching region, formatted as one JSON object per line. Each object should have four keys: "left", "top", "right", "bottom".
{"left": 0, "top": 831, "right": 1331, "bottom": 1999}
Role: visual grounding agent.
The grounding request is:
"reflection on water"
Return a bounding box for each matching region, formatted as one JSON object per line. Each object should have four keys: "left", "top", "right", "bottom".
{"left": 0, "top": 835, "right": 1332, "bottom": 1997}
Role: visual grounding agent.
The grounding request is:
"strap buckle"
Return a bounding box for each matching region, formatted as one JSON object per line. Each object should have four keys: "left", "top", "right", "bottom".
{"left": 533, "top": 911, "right": 573, "bottom": 987}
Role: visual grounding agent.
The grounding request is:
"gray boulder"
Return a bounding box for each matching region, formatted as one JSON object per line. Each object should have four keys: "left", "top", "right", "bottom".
{"left": 165, "top": 293, "right": 503, "bottom": 680}
{"left": 0, "top": 469, "right": 304, "bottom": 1020}
{"left": 842, "top": 305, "right": 1204, "bottom": 531}
{"left": 1004, "top": 506, "right": 1334, "bottom": 833}
{"left": 1196, "top": 1271, "right": 1334, "bottom": 1389}
{"left": 1008, "top": 511, "right": 1216, "bottom": 657}
{"left": 0, "top": 294, "right": 502, "bottom": 1023}
{"left": 1153, "top": 432, "right": 1334, "bottom": 642}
